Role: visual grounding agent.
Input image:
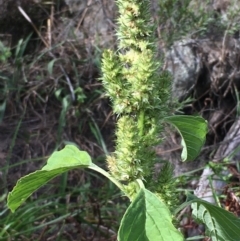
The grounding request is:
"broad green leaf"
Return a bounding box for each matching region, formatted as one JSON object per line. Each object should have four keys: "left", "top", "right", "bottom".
{"left": 164, "top": 115, "right": 207, "bottom": 161}
{"left": 7, "top": 145, "right": 91, "bottom": 212}
{"left": 189, "top": 194, "right": 240, "bottom": 241}
{"left": 118, "top": 189, "right": 183, "bottom": 241}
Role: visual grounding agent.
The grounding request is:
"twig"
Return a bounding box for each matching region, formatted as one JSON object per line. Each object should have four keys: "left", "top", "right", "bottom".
{"left": 18, "top": 6, "right": 49, "bottom": 48}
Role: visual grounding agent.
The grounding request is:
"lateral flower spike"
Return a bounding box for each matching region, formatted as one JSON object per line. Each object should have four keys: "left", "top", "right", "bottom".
{"left": 101, "top": 0, "right": 171, "bottom": 199}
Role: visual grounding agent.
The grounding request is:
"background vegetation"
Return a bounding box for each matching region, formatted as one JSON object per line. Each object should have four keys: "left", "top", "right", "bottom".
{"left": 1, "top": 0, "right": 240, "bottom": 240}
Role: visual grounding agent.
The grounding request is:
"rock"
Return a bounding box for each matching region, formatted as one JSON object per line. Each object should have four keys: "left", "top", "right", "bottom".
{"left": 165, "top": 39, "right": 202, "bottom": 100}
{"left": 63, "top": 0, "right": 116, "bottom": 47}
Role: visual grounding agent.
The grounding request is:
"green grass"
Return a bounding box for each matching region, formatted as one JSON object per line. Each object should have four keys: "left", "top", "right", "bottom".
{"left": 0, "top": 26, "right": 119, "bottom": 239}
{"left": 0, "top": 165, "right": 126, "bottom": 240}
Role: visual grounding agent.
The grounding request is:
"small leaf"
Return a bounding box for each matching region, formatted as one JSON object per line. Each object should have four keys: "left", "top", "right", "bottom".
{"left": 164, "top": 115, "right": 207, "bottom": 161}
{"left": 118, "top": 189, "right": 183, "bottom": 241}
{"left": 189, "top": 194, "right": 240, "bottom": 241}
{"left": 0, "top": 100, "right": 6, "bottom": 123}
{"left": 47, "top": 59, "right": 58, "bottom": 75}
{"left": 7, "top": 145, "right": 92, "bottom": 212}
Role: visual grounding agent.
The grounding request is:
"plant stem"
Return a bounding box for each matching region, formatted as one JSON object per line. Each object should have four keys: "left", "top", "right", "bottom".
{"left": 89, "top": 163, "right": 125, "bottom": 193}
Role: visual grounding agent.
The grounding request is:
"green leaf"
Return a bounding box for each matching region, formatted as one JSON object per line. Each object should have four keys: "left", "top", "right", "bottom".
{"left": 118, "top": 189, "right": 183, "bottom": 241}
{"left": 164, "top": 115, "right": 207, "bottom": 161}
{"left": 7, "top": 145, "right": 92, "bottom": 212}
{"left": 0, "top": 100, "right": 6, "bottom": 123}
{"left": 189, "top": 194, "right": 240, "bottom": 241}
{"left": 47, "top": 59, "right": 58, "bottom": 75}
